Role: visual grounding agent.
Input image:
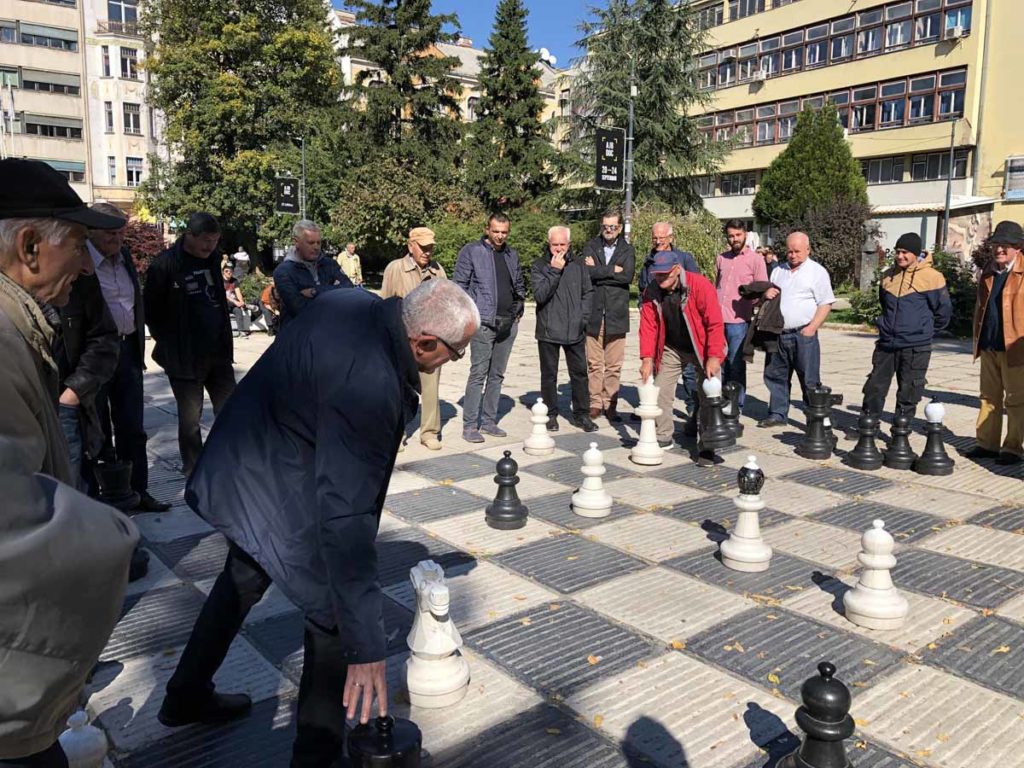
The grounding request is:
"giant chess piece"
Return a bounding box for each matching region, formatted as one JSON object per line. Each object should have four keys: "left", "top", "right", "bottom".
{"left": 698, "top": 377, "right": 736, "bottom": 454}
{"left": 912, "top": 401, "right": 955, "bottom": 476}
{"left": 845, "top": 412, "right": 883, "bottom": 471}
{"left": 523, "top": 397, "right": 555, "bottom": 456}
{"left": 348, "top": 715, "right": 422, "bottom": 768}
{"left": 59, "top": 712, "right": 107, "bottom": 768}
{"left": 882, "top": 413, "right": 917, "bottom": 470}
{"left": 485, "top": 450, "right": 528, "bottom": 530}
{"left": 405, "top": 560, "right": 471, "bottom": 708}
{"left": 796, "top": 386, "right": 833, "bottom": 460}
{"left": 94, "top": 460, "right": 140, "bottom": 511}
{"left": 630, "top": 376, "right": 664, "bottom": 466}
{"left": 779, "top": 662, "right": 855, "bottom": 768}
{"left": 842, "top": 520, "right": 909, "bottom": 630}
{"left": 571, "top": 442, "right": 614, "bottom": 519}
{"left": 720, "top": 455, "right": 773, "bottom": 572}
{"left": 722, "top": 382, "right": 744, "bottom": 439}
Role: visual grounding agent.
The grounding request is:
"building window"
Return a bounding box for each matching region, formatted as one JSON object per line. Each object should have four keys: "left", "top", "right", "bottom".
{"left": 806, "top": 40, "right": 827, "bottom": 68}
{"left": 693, "top": 175, "right": 715, "bottom": 197}
{"left": 718, "top": 60, "right": 736, "bottom": 88}
{"left": 857, "top": 26, "right": 883, "bottom": 56}
{"left": 22, "top": 71, "right": 81, "bottom": 95}
{"left": 720, "top": 172, "right": 757, "bottom": 196}
{"left": 737, "top": 57, "right": 757, "bottom": 81}
{"left": 729, "top": 0, "right": 764, "bottom": 20}
{"left": 0, "top": 67, "right": 17, "bottom": 87}
{"left": 782, "top": 47, "right": 803, "bottom": 71}
{"left": 911, "top": 150, "right": 968, "bottom": 180}
{"left": 19, "top": 24, "right": 79, "bottom": 51}
{"left": 778, "top": 115, "right": 797, "bottom": 142}
{"left": 696, "top": 4, "right": 723, "bottom": 29}
{"left": 916, "top": 13, "right": 941, "bottom": 42}
{"left": 1005, "top": 157, "right": 1024, "bottom": 198}
{"left": 851, "top": 104, "right": 877, "bottom": 132}
{"left": 756, "top": 120, "right": 775, "bottom": 145}
{"left": 120, "top": 48, "right": 139, "bottom": 79}
{"left": 24, "top": 115, "right": 83, "bottom": 139}
{"left": 123, "top": 102, "right": 142, "bottom": 134}
{"left": 862, "top": 156, "right": 905, "bottom": 184}
{"left": 107, "top": 0, "right": 138, "bottom": 34}
{"left": 886, "top": 19, "right": 913, "bottom": 49}
{"left": 831, "top": 34, "right": 853, "bottom": 62}
{"left": 699, "top": 67, "right": 717, "bottom": 90}
{"left": 101, "top": 45, "right": 111, "bottom": 77}
{"left": 0, "top": 23, "right": 15, "bottom": 43}
{"left": 945, "top": 5, "right": 971, "bottom": 34}
{"left": 126, "top": 156, "right": 143, "bottom": 187}
{"left": 108, "top": 156, "right": 117, "bottom": 185}
{"left": 104, "top": 101, "right": 114, "bottom": 132}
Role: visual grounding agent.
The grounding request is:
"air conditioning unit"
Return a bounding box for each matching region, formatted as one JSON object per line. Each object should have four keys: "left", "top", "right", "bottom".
{"left": 742, "top": 187, "right": 756, "bottom": 195}
{"left": 753, "top": 70, "right": 767, "bottom": 82}
{"left": 946, "top": 25, "right": 966, "bottom": 40}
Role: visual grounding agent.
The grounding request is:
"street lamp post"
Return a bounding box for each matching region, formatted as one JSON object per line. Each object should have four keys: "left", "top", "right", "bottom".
{"left": 299, "top": 135, "right": 307, "bottom": 221}
{"left": 941, "top": 118, "right": 956, "bottom": 251}
{"left": 623, "top": 53, "right": 637, "bottom": 243}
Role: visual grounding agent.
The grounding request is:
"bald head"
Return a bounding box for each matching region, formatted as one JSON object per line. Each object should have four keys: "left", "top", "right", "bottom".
{"left": 785, "top": 231, "right": 810, "bottom": 268}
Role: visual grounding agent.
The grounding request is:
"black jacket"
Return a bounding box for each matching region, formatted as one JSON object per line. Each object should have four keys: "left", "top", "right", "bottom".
{"left": 143, "top": 238, "right": 233, "bottom": 379}
{"left": 54, "top": 274, "right": 120, "bottom": 459}
{"left": 531, "top": 249, "right": 593, "bottom": 345}
{"left": 581, "top": 237, "right": 636, "bottom": 336}
{"left": 739, "top": 280, "right": 784, "bottom": 362}
{"left": 273, "top": 254, "right": 353, "bottom": 327}
{"left": 185, "top": 290, "right": 420, "bottom": 663}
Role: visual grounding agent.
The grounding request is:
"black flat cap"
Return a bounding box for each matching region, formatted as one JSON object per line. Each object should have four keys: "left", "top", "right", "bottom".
{"left": 0, "top": 158, "right": 126, "bottom": 229}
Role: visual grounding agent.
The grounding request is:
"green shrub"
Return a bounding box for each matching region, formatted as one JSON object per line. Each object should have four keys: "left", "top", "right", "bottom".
{"left": 239, "top": 271, "right": 272, "bottom": 302}
{"left": 630, "top": 205, "right": 724, "bottom": 278}
{"left": 848, "top": 287, "right": 880, "bottom": 326}
{"left": 931, "top": 250, "right": 976, "bottom": 338}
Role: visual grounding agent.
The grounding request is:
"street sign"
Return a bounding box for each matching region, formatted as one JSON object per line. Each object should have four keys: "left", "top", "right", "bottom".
{"left": 275, "top": 177, "right": 300, "bottom": 214}
{"left": 595, "top": 127, "right": 625, "bottom": 192}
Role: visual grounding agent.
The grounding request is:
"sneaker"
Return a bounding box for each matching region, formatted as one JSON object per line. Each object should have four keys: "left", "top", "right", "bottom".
{"left": 695, "top": 450, "right": 717, "bottom": 468}
{"left": 421, "top": 436, "right": 442, "bottom": 451}
{"left": 462, "top": 428, "right": 485, "bottom": 444}
{"left": 757, "top": 416, "right": 786, "bottom": 429}
{"left": 480, "top": 424, "right": 507, "bottom": 437}
{"left": 158, "top": 692, "right": 253, "bottom": 728}
{"left": 546, "top": 416, "right": 559, "bottom": 432}
{"left": 996, "top": 452, "right": 1022, "bottom": 466}
{"left": 964, "top": 446, "right": 999, "bottom": 460}
{"left": 134, "top": 492, "right": 171, "bottom": 512}
{"left": 569, "top": 415, "right": 599, "bottom": 433}
{"left": 657, "top": 440, "right": 674, "bottom": 451}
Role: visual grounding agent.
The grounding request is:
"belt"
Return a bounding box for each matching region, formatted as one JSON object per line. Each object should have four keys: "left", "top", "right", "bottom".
{"left": 781, "top": 325, "right": 809, "bottom": 335}
{"left": 118, "top": 331, "right": 137, "bottom": 342}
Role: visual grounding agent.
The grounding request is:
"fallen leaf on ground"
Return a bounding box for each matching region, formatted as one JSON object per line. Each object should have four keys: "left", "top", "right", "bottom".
{"left": 566, "top": 555, "right": 579, "bottom": 561}
{"left": 993, "top": 645, "right": 1011, "bottom": 654}
{"left": 587, "top": 654, "right": 601, "bottom": 665}
{"left": 854, "top": 719, "right": 870, "bottom": 727}
{"left": 594, "top": 714, "right": 604, "bottom": 728}
{"left": 520, "top": 617, "right": 532, "bottom": 626}
{"left": 670, "top": 640, "right": 686, "bottom": 650}
{"left": 767, "top": 673, "right": 781, "bottom": 685}
{"left": 513, "top": 595, "right": 527, "bottom": 601}
{"left": 549, "top": 603, "right": 561, "bottom": 611}
{"left": 863, "top": 659, "right": 877, "bottom": 666}
{"left": 937, "top": 734, "right": 950, "bottom": 743}
{"left": 545, "top": 728, "right": 561, "bottom": 736}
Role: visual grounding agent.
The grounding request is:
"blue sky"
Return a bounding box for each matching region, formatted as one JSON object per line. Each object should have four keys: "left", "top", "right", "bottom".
{"left": 334, "top": 1, "right": 592, "bottom": 68}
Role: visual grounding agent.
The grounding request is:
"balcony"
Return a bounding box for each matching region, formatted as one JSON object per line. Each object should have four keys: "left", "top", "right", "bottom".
{"left": 96, "top": 20, "right": 140, "bottom": 37}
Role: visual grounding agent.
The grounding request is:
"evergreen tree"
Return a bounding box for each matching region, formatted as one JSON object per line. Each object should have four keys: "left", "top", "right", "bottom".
{"left": 465, "top": 0, "right": 553, "bottom": 211}
{"left": 558, "top": 0, "right": 725, "bottom": 213}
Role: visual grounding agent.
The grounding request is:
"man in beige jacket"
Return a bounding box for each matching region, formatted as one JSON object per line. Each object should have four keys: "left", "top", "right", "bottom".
{"left": 381, "top": 227, "right": 448, "bottom": 450}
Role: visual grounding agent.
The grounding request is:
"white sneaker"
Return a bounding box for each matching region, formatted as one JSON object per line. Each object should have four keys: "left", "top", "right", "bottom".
{"left": 658, "top": 440, "right": 674, "bottom": 451}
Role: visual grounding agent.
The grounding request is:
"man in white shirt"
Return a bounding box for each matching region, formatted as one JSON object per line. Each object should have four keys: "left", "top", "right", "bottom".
{"left": 758, "top": 231, "right": 835, "bottom": 427}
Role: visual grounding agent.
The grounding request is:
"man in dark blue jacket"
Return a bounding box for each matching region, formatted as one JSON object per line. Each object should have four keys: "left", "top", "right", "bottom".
{"left": 157, "top": 279, "right": 479, "bottom": 767}
{"left": 453, "top": 213, "right": 526, "bottom": 442}
{"left": 272, "top": 220, "right": 352, "bottom": 327}
{"left": 861, "top": 232, "right": 951, "bottom": 420}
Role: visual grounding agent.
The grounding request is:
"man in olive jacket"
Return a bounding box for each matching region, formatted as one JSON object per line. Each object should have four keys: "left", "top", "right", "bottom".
{"left": 532, "top": 226, "right": 596, "bottom": 432}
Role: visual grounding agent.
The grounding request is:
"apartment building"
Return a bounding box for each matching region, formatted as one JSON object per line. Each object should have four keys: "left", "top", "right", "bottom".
{"left": 689, "top": 0, "right": 1023, "bottom": 255}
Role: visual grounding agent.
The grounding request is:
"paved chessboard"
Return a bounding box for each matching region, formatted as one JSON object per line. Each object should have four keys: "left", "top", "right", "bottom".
{"left": 88, "top": 415, "right": 1024, "bottom": 768}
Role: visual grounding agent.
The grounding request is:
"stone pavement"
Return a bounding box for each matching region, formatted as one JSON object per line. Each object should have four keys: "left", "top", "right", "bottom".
{"left": 85, "top": 308, "right": 1023, "bottom": 768}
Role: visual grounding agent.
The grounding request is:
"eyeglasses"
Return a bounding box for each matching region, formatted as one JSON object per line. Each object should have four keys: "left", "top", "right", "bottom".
{"left": 437, "top": 336, "right": 466, "bottom": 361}
{"left": 601, "top": 224, "right": 621, "bottom": 231}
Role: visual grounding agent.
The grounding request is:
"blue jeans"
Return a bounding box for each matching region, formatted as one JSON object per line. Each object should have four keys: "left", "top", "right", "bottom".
{"left": 58, "top": 404, "right": 83, "bottom": 491}
{"left": 463, "top": 320, "right": 518, "bottom": 429}
{"left": 723, "top": 322, "right": 749, "bottom": 411}
{"left": 764, "top": 331, "right": 822, "bottom": 420}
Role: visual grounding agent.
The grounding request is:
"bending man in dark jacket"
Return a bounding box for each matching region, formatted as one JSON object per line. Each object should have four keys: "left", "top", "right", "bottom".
{"left": 273, "top": 219, "right": 352, "bottom": 327}
{"left": 582, "top": 209, "right": 635, "bottom": 423}
{"left": 861, "top": 233, "right": 951, "bottom": 420}
{"left": 532, "top": 226, "right": 596, "bottom": 432}
{"left": 157, "top": 279, "right": 480, "bottom": 768}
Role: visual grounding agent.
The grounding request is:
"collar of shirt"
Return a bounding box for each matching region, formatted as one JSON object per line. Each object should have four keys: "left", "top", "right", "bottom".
{"left": 403, "top": 254, "right": 438, "bottom": 276}
{"left": 87, "top": 239, "right": 117, "bottom": 270}
{"left": 994, "top": 256, "right": 1018, "bottom": 275}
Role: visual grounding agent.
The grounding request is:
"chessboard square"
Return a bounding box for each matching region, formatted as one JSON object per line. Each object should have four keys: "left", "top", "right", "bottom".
{"left": 921, "top": 615, "right": 1024, "bottom": 699}
{"left": 523, "top": 454, "right": 636, "bottom": 486}
{"left": 968, "top": 505, "right": 1024, "bottom": 533}
{"left": 383, "top": 560, "right": 557, "bottom": 632}
{"left": 145, "top": 477, "right": 186, "bottom": 506}
{"left": 603, "top": 476, "right": 708, "bottom": 510}
{"left": 762, "top": 520, "right": 864, "bottom": 571}
{"left": 995, "top": 592, "right": 1024, "bottom": 624}
{"left": 917, "top": 525, "right": 1024, "bottom": 573}
{"left": 192, "top": 579, "right": 298, "bottom": 626}
{"left": 474, "top": 443, "right": 575, "bottom": 467}
{"left": 810, "top": 501, "right": 949, "bottom": 544}
{"left": 243, "top": 611, "right": 304, "bottom": 683}
{"left": 865, "top": 484, "right": 995, "bottom": 520}
{"left": 565, "top": 652, "right": 796, "bottom": 768}
{"left": 422, "top": 510, "right": 561, "bottom": 556}
{"left": 719, "top": 450, "right": 808, "bottom": 478}
{"left": 377, "top": 511, "right": 410, "bottom": 535}
{"left": 100, "top": 584, "right": 206, "bottom": 662}
{"left": 384, "top": 485, "right": 488, "bottom": 523}
{"left": 551, "top": 431, "right": 624, "bottom": 453}
{"left": 664, "top": 548, "right": 826, "bottom": 603}
{"left": 375, "top": 527, "right": 476, "bottom": 587}
{"left": 760, "top": 480, "right": 847, "bottom": 517}
{"left": 586, "top": 514, "right": 717, "bottom": 562}
{"left": 736, "top": 741, "right": 919, "bottom": 768}
{"left": 493, "top": 534, "right": 647, "bottom": 593}
{"left": 401, "top": 452, "right": 496, "bottom": 482}
{"left": 781, "top": 574, "right": 976, "bottom": 653}
{"left": 526, "top": 491, "right": 637, "bottom": 530}
{"left": 134, "top": 508, "right": 214, "bottom": 543}
{"left": 463, "top": 602, "right": 659, "bottom": 697}
{"left": 576, "top": 567, "right": 754, "bottom": 643}
{"left": 855, "top": 665, "right": 1024, "bottom": 768}
{"left": 454, "top": 471, "right": 571, "bottom": 501}
{"left": 386, "top": 469, "right": 435, "bottom": 495}
{"left": 658, "top": 495, "right": 792, "bottom": 533}
{"left": 685, "top": 608, "right": 901, "bottom": 699}
{"left": 650, "top": 462, "right": 740, "bottom": 493}
{"left": 151, "top": 532, "right": 230, "bottom": 582}
{"left": 780, "top": 467, "right": 894, "bottom": 497}
{"left": 602, "top": 444, "right": 692, "bottom": 473}
{"left": 891, "top": 549, "right": 1024, "bottom": 609}
{"left": 89, "top": 636, "right": 294, "bottom": 752}
{"left": 123, "top": 548, "right": 182, "bottom": 597}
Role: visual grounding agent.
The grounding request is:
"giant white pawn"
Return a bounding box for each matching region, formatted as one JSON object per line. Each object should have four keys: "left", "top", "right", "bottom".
{"left": 405, "top": 560, "right": 471, "bottom": 708}
{"left": 630, "top": 376, "right": 664, "bottom": 466}
{"left": 523, "top": 397, "right": 555, "bottom": 456}
{"left": 843, "top": 520, "right": 909, "bottom": 630}
{"left": 59, "top": 712, "right": 107, "bottom": 768}
{"left": 719, "top": 455, "right": 773, "bottom": 572}
{"left": 572, "top": 442, "right": 614, "bottom": 518}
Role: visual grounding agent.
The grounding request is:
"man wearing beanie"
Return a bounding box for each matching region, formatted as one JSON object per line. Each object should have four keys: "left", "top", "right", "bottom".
{"left": 861, "top": 232, "right": 951, "bottom": 422}
{"left": 969, "top": 221, "right": 1024, "bottom": 465}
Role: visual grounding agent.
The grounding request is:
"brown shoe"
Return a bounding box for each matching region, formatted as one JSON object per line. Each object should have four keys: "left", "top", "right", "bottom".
{"left": 589, "top": 408, "right": 602, "bottom": 419}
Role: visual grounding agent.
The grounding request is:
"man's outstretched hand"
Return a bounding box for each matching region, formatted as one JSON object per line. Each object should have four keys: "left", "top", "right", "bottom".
{"left": 344, "top": 660, "right": 388, "bottom": 724}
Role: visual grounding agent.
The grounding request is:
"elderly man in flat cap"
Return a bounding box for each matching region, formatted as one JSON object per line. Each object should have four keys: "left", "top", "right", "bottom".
{"left": 381, "top": 227, "right": 449, "bottom": 450}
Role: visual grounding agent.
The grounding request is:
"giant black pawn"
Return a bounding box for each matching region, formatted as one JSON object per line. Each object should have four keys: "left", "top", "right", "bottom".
{"left": 698, "top": 379, "right": 736, "bottom": 454}
{"left": 912, "top": 402, "right": 954, "bottom": 476}
{"left": 722, "top": 382, "right": 744, "bottom": 438}
{"left": 778, "top": 662, "right": 854, "bottom": 768}
{"left": 485, "top": 450, "right": 529, "bottom": 530}
{"left": 845, "top": 412, "right": 883, "bottom": 471}
{"left": 883, "top": 414, "right": 917, "bottom": 470}
{"left": 796, "top": 386, "right": 833, "bottom": 461}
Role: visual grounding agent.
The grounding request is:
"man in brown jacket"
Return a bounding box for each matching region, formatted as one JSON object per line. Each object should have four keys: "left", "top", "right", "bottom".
{"left": 969, "top": 221, "right": 1024, "bottom": 465}
{"left": 381, "top": 227, "right": 448, "bottom": 450}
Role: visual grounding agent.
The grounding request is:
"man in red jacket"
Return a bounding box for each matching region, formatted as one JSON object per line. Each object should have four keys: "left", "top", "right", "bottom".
{"left": 639, "top": 251, "right": 725, "bottom": 458}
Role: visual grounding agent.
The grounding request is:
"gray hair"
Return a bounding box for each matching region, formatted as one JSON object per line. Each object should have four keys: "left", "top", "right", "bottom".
{"left": 547, "top": 225, "right": 571, "bottom": 243}
{"left": 90, "top": 201, "right": 126, "bottom": 220}
{"left": 402, "top": 279, "right": 480, "bottom": 344}
{"left": 0, "top": 218, "right": 79, "bottom": 267}
{"left": 292, "top": 220, "right": 320, "bottom": 239}
{"left": 652, "top": 221, "right": 674, "bottom": 236}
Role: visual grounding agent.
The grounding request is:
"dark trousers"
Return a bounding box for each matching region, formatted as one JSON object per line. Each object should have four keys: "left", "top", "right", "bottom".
{"left": 764, "top": 330, "right": 822, "bottom": 420}
{"left": 861, "top": 345, "right": 931, "bottom": 419}
{"left": 97, "top": 335, "right": 149, "bottom": 493}
{"left": 167, "top": 360, "right": 236, "bottom": 475}
{"left": 538, "top": 340, "right": 590, "bottom": 418}
{"left": 165, "top": 543, "right": 349, "bottom": 768}
{"left": 0, "top": 743, "right": 67, "bottom": 768}
{"left": 463, "top": 321, "right": 518, "bottom": 428}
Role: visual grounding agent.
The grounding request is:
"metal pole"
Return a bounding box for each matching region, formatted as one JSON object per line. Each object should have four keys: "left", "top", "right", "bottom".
{"left": 300, "top": 136, "right": 307, "bottom": 221}
{"left": 941, "top": 118, "right": 956, "bottom": 251}
{"left": 624, "top": 52, "right": 636, "bottom": 243}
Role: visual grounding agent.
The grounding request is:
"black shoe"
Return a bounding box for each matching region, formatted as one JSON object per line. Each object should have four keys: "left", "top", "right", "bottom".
{"left": 134, "top": 492, "right": 171, "bottom": 512}
{"left": 569, "top": 415, "right": 599, "bottom": 432}
{"left": 757, "top": 416, "right": 786, "bottom": 428}
{"left": 695, "top": 450, "right": 718, "bottom": 468}
{"left": 546, "top": 416, "right": 559, "bottom": 432}
{"left": 158, "top": 692, "right": 253, "bottom": 728}
{"left": 996, "top": 452, "right": 1022, "bottom": 466}
{"left": 128, "top": 547, "right": 149, "bottom": 582}
{"left": 964, "top": 446, "right": 1000, "bottom": 460}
